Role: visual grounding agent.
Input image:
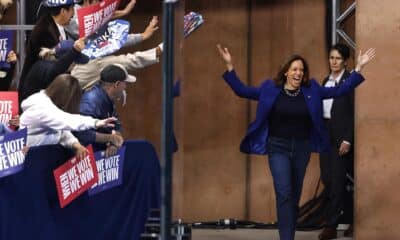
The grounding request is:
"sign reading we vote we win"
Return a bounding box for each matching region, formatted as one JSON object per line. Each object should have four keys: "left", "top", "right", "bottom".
{"left": 53, "top": 145, "right": 98, "bottom": 208}
{"left": 0, "top": 128, "right": 27, "bottom": 178}
{"left": 0, "top": 91, "right": 18, "bottom": 128}
{"left": 0, "top": 30, "right": 13, "bottom": 69}
{"left": 88, "top": 146, "right": 125, "bottom": 196}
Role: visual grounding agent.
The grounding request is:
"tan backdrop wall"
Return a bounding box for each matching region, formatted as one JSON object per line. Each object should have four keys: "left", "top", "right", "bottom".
{"left": 355, "top": 0, "right": 400, "bottom": 239}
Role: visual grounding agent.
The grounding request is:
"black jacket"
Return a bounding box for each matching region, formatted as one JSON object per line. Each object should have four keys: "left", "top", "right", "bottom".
{"left": 19, "top": 14, "right": 61, "bottom": 89}
{"left": 18, "top": 48, "right": 81, "bottom": 105}
{"left": 322, "top": 70, "right": 354, "bottom": 145}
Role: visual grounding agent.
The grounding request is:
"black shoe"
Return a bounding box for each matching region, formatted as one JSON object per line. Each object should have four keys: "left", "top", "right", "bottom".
{"left": 318, "top": 227, "right": 337, "bottom": 240}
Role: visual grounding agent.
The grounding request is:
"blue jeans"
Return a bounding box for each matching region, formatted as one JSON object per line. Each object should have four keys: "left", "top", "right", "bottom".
{"left": 267, "top": 136, "right": 311, "bottom": 240}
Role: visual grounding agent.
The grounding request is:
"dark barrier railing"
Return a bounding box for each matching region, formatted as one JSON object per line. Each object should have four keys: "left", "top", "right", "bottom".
{"left": 0, "top": 140, "right": 160, "bottom": 240}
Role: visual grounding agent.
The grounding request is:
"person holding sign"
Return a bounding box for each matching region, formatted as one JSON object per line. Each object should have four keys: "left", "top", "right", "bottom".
{"left": 20, "top": 74, "right": 117, "bottom": 159}
{"left": 65, "top": 0, "right": 138, "bottom": 40}
{"left": 216, "top": 44, "right": 375, "bottom": 240}
{"left": 19, "top": 0, "right": 75, "bottom": 93}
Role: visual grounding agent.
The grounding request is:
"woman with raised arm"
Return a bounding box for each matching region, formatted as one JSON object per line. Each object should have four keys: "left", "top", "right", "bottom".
{"left": 216, "top": 44, "right": 375, "bottom": 240}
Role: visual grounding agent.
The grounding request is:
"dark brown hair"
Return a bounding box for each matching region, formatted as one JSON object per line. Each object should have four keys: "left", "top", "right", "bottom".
{"left": 45, "top": 74, "right": 82, "bottom": 114}
{"left": 273, "top": 54, "right": 310, "bottom": 87}
{"left": 330, "top": 43, "right": 350, "bottom": 60}
{"left": 48, "top": 4, "right": 74, "bottom": 17}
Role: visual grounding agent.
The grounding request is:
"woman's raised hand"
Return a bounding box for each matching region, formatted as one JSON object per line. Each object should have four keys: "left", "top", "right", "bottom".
{"left": 216, "top": 44, "right": 234, "bottom": 71}
{"left": 355, "top": 48, "right": 376, "bottom": 72}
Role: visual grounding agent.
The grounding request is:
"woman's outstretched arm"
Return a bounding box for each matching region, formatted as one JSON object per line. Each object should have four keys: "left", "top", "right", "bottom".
{"left": 320, "top": 48, "right": 376, "bottom": 99}
{"left": 217, "top": 44, "right": 261, "bottom": 100}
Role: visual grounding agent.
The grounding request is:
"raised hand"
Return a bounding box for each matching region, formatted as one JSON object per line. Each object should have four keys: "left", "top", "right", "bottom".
{"left": 142, "top": 16, "right": 159, "bottom": 40}
{"left": 112, "top": 0, "right": 136, "bottom": 18}
{"left": 355, "top": 48, "right": 376, "bottom": 72}
{"left": 216, "top": 44, "right": 234, "bottom": 71}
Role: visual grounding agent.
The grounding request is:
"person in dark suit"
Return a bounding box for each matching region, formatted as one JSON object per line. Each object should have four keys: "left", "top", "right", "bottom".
{"left": 19, "top": 38, "right": 87, "bottom": 103}
{"left": 318, "top": 43, "right": 354, "bottom": 240}
{"left": 217, "top": 44, "right": 375, "bottom": 240}
{"left": 19, "top": 0, "right": 75, "bottom": 94}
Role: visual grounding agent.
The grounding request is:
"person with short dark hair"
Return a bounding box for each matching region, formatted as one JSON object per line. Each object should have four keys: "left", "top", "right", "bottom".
{"left": 19, "top": 0, "right": 75, "bottom": 92}
{"left": 318, "top": 43, "right": 355, "bottom": 240}
{"left": 73, "top": 64, "right": 135, "bottom": 156}
{"left": 216, "top": 44, "right": 375, "bottom": 240}
{"left": 20, "top": 74, "right": 116, "bottom": 159}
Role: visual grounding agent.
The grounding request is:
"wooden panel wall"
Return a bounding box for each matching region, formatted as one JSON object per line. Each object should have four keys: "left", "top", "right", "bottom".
{"left": 181, "top": 0, "right": 250, "bottom": 221}
{"left": 117, "top": 0, "right": 163, "bottom": 155}
{"left": 356, "top": 0, "right": 400, "bottom": 239}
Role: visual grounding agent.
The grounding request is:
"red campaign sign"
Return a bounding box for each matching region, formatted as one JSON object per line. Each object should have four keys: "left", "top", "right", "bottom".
{"left": 0, "top": 91, "right": 18, "bottom": 128}
{"left": 53, "top": 145, "right": 98, "bottom": 208}
{"left": 77, "top": 0, "right": 120, "bottom": 37}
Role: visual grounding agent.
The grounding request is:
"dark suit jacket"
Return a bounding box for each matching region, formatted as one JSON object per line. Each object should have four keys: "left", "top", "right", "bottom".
{"left": 322, "top": 70, "right": 354, "bottom": 145}
{"left": 19, "top": 14, "right": 61, "bottom": 90}
{"left": 222, "top": 70, "right": 364, "bottom": 155}
{"left": 19, "top": 48, "right": 81, "bottom": 104}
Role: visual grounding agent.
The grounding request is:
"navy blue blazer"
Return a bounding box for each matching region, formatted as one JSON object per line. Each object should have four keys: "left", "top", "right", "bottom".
{"left": 222, "top": 70, "right": 365, "bottom": 155}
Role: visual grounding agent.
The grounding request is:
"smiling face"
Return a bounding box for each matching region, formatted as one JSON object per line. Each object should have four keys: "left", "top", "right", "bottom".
{"left": 284, "top": 59, "right": 304, "bottom": 90}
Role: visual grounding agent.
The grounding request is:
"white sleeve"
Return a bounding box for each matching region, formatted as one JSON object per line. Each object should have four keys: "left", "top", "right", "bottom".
{"left": 38, "top": 102, "right": 97, "bottom": 131}
{"left": 114, "top": 48, "right": 159, "bottom": 71}
{"left": 59, "top": 131, "right": 80, "bottom": 149}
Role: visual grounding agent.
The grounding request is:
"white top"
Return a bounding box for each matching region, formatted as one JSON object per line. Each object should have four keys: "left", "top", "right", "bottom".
{"left": 71, "top": 47, "right": 159, "bottom": 89}
{"left": 322, "top": 69, "right": 345, "bottom": 119}
{"left": 20, "top": 91, "right": 97, "bottom": 148}
{"left": 56, "top": 22, "right": 67, "bottom": 41}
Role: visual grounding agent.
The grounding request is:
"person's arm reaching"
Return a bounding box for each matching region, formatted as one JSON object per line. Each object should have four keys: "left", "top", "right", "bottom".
{"left": 217, "top": 44, "right": 261, "bottom": 100}
{"left": 124, "top": 16, "right": 159, "bottom": 47}
{"left": 112, "top": 0, "right": 136, "bottom": 19}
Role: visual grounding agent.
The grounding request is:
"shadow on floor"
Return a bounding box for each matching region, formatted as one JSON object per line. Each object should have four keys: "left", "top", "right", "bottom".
{"left": 193, "top": 229, "right": 353, "bottom": 240}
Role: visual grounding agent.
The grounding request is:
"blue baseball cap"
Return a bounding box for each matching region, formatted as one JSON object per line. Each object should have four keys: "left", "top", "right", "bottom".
{"left": 55, "top": 40, "right": 90, "bottom": 64}
{"left": 43, "top": 0, "right": 76, "bottom": 7}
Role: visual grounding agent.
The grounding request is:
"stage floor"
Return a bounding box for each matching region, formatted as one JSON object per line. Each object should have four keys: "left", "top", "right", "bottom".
{"left": 193, "top": 229, "right": 353, "bottom": 240}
